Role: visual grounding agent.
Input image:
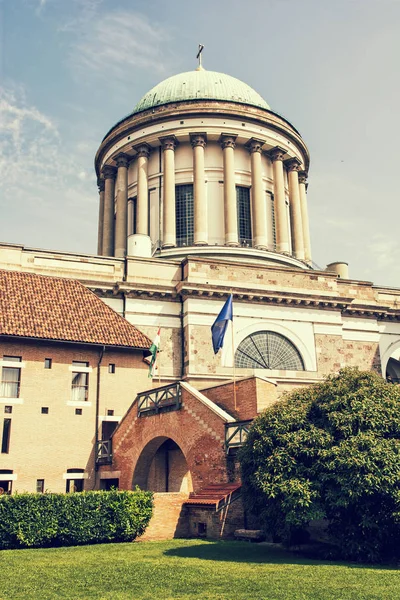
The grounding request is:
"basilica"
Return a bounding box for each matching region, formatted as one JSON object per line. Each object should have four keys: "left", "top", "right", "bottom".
{"left": 1, "top": 61, "right": 400, "bottom": 537}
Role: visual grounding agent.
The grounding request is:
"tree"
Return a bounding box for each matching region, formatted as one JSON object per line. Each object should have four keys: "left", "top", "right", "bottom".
{"left": 240, "top": 368, "right": 400, "bottom": 562}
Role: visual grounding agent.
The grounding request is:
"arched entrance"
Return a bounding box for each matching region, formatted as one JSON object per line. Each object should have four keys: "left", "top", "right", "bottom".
{"left": 132, "top": 436, "right": 193, "bottom": 493}
{"left": 386, "top": 357, "right": 400, "bottom": 384}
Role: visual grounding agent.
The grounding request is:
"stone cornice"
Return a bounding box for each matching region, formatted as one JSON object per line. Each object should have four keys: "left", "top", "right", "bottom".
{"left": 95, "top": 100, "right": 310, "bottom": 177}
{"left": 88, "top": 281, "right": 400, "bottom": 319}
{"left": 176, "top": 282, "right": 353, "bottom": 310}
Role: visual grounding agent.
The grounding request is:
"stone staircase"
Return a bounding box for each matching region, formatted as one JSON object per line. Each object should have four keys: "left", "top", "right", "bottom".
{"left": 139, "top": 492, "right": 190, "bottom": 541}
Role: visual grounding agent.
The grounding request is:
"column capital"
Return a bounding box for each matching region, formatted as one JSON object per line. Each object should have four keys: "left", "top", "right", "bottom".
{"left": 298, "top": 170, "right": 308, "bottom": 185}
{"left": 97, "top": 177, "right": 105, "bottom": 192}
{"left": 220, "top": 133, "right": 237, "bottom": 150}
{"left": 114, "top": 152, "right": 130, "bottom": 168}
{"left": 246, "top": 138, "right": 264, "bottom": 154}
{"left": 190, "top": 132, "right": 207, "bottom": 148}
{"left": 102, "top": 164, "right": 117, "bottom": 180}
{"left": 133, "top": 143, "right": 152, "bottom": 159}
{"left": 159, "top": 135, "right": 178, "bottom": 151}
{"left": 285, "top": 157, "right": 302, "bottom": 172}
{"left": 269, "top": 146, "right": 287, "bottom": 162}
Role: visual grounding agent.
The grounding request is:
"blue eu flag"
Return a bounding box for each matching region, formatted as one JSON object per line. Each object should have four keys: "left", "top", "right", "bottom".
{"left": 211, "top": 294, "right": 233, "bottom": 354}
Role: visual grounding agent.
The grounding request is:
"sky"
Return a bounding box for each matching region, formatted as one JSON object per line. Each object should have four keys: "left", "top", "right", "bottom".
{"left": 1, "top": 0, "right": 399, "bottom": 287}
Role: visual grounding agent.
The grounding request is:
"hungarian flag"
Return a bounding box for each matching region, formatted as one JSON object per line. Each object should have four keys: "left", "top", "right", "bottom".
{"left": 144, "top": 327, "right": 161, "bottom": 378}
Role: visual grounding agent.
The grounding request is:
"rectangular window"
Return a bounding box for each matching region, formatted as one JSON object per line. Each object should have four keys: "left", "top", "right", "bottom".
{"left": 36, "top": 479, "right": 44, "bottom": 493}
{"left": 1, "top": 419, "right": 11, "bottom": 454}
{"left": 71, "top": 361, "right": 89, "bottom": 402}
{"left": 236, "top": 186, "right": 252, "bottom": 244}
{"left": 75, "top": 408, "right": 82, "bottom": 415}
{"left": 44, "top": 358, "right": 52, "bottom": 369}
{"left": 1, "top": 357, "right": 21, "bottom": 398}
{"left": 108, "top": 364, "right": 116, "bottom": 374}
{"left": 4, "top": 406, "right": 12, "bottom": 414}
{"left": 175, "top": 184, "right": 194, "bottom": 246}
{"left": 66, "top": 479, "right": 84, "bottom": 493}
{"left": 128, "top": 197, "right": 137, "bottom": 236}
{"left": 270, "top": 193, "right": 276, "bottom": 249}
{"left": 41, "top": 407, "right": 49, "bottom": 414}
{"left": 107, "top": 409, "right": 114, "bottom": 416}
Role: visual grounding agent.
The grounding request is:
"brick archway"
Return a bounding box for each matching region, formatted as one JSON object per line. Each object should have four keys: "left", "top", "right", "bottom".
{"left": 108, "top": 385, "right": 231, "bottom": 493}
{"left": 132, "top": 436, "right": 193, "bottom": 493}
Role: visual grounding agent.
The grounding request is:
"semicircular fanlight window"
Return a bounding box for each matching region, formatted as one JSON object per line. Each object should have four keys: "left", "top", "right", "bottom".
{"left": 235, "top": 331, "right": 304, "bottom": 371}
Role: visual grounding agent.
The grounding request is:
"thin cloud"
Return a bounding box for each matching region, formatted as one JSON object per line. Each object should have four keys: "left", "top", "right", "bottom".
{"left": 67, "top": 11, "right": 172, "bottom": 81}
{"left": 0, "top": 85, "right": 97, "bottom": 253}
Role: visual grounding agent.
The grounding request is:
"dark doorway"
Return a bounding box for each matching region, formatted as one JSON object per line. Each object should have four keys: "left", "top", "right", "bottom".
{"left": 100, "top": 478, "right": 119, "bottom": 490}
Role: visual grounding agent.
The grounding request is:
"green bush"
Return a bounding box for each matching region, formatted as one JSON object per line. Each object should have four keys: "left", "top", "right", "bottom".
{"left": 0, "top": 489, "right": 153, "bottom": 549}
{"left": 240, "top": 368, "right": 400, "bottom": 562}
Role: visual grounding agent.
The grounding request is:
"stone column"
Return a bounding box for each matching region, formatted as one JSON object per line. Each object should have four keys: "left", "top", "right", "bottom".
{"left": 220, "top": 134, "right": 238, "bottom": 246}
{"left": 247, "top": 138, "right": 267, "bottom": 249}
{"left": 190, "top": 133, "right": 208, "bottom": 245}
{"left": 102, "top": 165, "right": 117, "bottom": 256}
{"left": 97, "top": 177, "right": 105, "bottom": 255}
{"left": 135, "top": 144, "right": 151, "bottom": 236}
{"left": 286, "top": 158, "right": 305, "bottom": 260}
{"left": 160, "top": 136, "right": 178, "bottom": 248}
{"left": 270, "top": 146, "right": 289, "bottom": 253}
{"left": 114, "top": 153, "right": 129, "bottom": 258}
{"left": 298, "top": 171, "right": 312, "bottom": 262}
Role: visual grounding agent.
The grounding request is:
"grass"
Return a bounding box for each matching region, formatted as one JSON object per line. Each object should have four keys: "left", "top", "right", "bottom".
{"left": 0, "top": 539, "right": 399, "bottom": 600}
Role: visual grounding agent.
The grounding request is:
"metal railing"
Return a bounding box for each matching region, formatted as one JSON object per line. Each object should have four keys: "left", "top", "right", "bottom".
{"left": 225, "top": 420, "right": 253, "bottom": 454}
{"left": 96, "top": 439, "right": 112, "bottom": 465}
{"left": 137, "top": 382, "right": 181, "bottom": 417}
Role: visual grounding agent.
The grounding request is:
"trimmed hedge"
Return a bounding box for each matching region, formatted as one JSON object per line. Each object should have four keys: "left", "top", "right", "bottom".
{"left": 0, "top": 489, "right": 153, "bottom": 549}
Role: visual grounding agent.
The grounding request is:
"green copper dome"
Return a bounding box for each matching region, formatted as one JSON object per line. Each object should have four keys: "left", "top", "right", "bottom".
{"left": 131, "top": 69, "right": 271, "bottom": 114}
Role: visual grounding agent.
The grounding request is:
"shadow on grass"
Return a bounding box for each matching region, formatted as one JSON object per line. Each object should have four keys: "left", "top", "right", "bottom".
{"left": 164, "top": 540, "right": 387, "bottom": 570}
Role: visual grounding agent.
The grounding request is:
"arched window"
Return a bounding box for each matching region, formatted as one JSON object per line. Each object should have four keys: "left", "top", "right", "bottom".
{"left": 235, "top": 331, "right": 304, "bottom": 370}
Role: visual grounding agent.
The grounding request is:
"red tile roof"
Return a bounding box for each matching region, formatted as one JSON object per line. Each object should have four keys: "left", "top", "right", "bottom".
{"left": 0, "top": 270, "right": 151, "bottom": 349}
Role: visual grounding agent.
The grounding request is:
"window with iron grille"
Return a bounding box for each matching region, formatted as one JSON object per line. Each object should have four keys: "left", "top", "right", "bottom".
{"left": 270, "top": 193, "right": 276, "bottom": 249}
{"left": 71, "top": 361, "right": 89, "bottom": 402}
{"left": 1, "top": 356, "right": 21, "bottom": 398}
{"left": 235, "top": 331, "right": 304, "bottom": 370}
{"left": 1, "top": 418, "right": 11, "bottom": 454}
{"left": 236, "top": 186, "right": 252, "bottom": 244}
{"left": 175, "top": 184, "right": 194, "bottom": 246}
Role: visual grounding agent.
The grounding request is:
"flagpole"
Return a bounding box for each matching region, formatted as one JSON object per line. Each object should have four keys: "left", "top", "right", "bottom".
{"left": 231, "top": 314, "right": 237, "bottom": 411}
{"left": 158, "top": 350, "right": 161, "bottom": 386}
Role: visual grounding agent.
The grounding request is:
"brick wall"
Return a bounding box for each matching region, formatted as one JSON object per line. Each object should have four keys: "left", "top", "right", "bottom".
{"left": 201, "top": 377, "right": 278, "bottom": 420}
{"left": 0, "top": 339, "right": 149, "bottom": 493}
{"left": 187, "top": 497, "right": 245, "bottom": 539}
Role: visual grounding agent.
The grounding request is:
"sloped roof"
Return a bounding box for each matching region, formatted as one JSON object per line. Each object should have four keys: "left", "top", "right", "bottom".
{"left": 0, "top": 270, "right": 151, "bottom": 349}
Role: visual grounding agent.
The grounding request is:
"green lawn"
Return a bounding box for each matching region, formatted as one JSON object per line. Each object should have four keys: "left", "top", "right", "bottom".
{"left": 0, "top": 539, "right": 399, "bottom": 600}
